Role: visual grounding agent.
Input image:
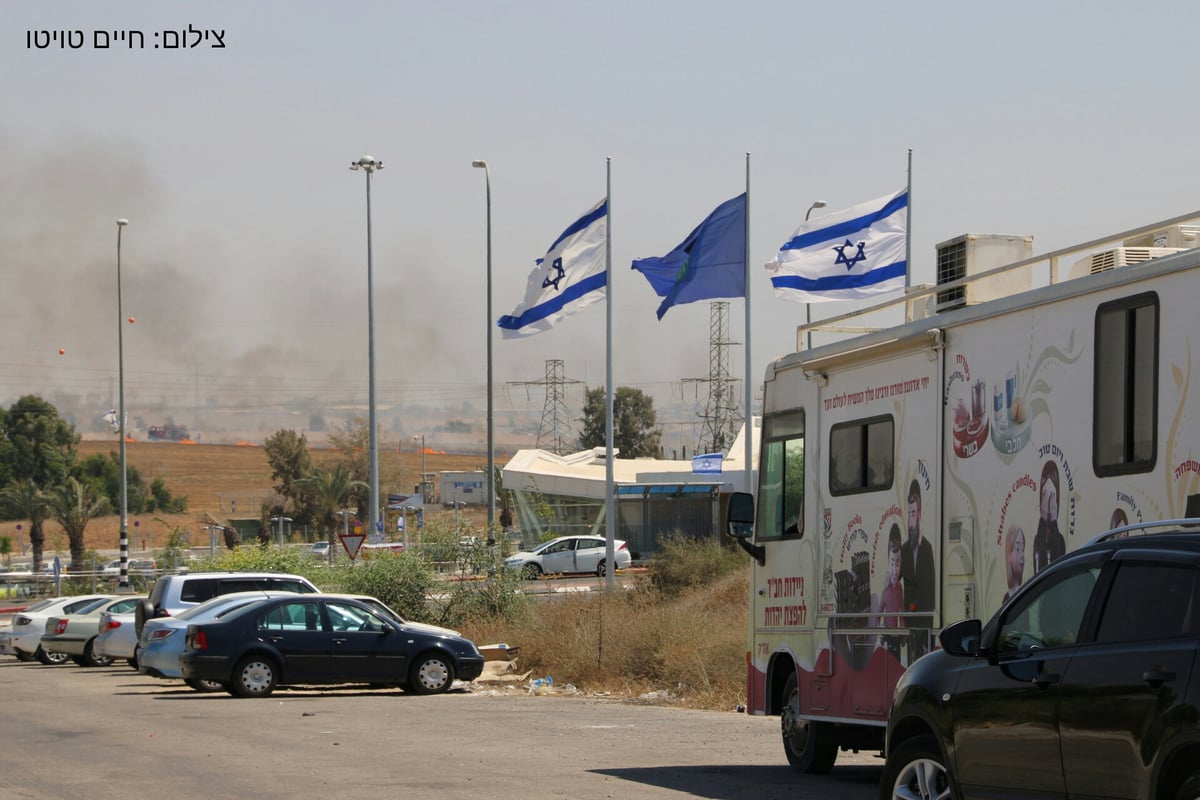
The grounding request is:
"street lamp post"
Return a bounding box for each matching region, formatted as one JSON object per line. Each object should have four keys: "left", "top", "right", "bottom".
{"left": 412, "top": 435, "right": 425, "bottom": 500}
{"left": 270, "top": 516, "right": 293, "bottom": 547}
{"left": 802, "top": 201, "right": 827, "bottom": 351}
{"left": 471, "top": 160, "right": 495, "bottom": 538}
{"left": 115, "top": 218, "right": 130, "bottom": 591}
{"left": 350, "top": 155, "right": 383, "bottom": 542}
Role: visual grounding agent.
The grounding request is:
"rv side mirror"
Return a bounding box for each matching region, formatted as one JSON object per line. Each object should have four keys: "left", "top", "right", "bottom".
{"left": 725, "top": 492, "right": 765, "bottom": 566}
{"left": 726, "top": 492, "right": 755, "bottom": 539}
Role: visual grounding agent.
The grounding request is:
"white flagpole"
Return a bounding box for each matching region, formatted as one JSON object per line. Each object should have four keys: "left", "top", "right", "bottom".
{"left": 604, "top": 157, "right": 616, "bottom": 591}
{"left": 744, "top": 153, "right": 753, "bottom": 494}
{"left": 905, "top": 147, "right": 913, "bottom": 291}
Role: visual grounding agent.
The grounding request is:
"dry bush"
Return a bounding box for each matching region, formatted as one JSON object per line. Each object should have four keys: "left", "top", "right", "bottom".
{"left": 459, "top": 566, "right": 750, "bottom": 710}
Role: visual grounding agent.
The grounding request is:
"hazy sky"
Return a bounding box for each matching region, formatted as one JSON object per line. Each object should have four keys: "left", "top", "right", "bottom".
{"left": 5, "top": 1, "right": 1200, "bottom": 450}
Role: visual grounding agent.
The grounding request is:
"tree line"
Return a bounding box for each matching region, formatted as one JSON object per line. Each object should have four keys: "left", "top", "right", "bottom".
{"left": 0, "top": 395, "right": 187, "bottom": 571}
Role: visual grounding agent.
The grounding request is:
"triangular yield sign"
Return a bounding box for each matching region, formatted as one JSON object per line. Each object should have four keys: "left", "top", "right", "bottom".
{"left": 339, "top": 533, "right": 366, "bottom": 560}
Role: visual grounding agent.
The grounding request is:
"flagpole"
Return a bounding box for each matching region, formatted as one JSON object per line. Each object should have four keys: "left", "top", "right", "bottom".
{"left": 905, "top": 147, "right": 913, "bottom": 291}
{"left": 743, "top": 152, "right": 753, "bottom": 494}
{"left": 604, "top": 157, "right": 616, "bottom": 591}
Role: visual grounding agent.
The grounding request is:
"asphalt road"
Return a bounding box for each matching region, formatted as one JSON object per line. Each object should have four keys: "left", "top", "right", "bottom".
{"left": 0, "top": 659, "right": 884, "bottom": 800}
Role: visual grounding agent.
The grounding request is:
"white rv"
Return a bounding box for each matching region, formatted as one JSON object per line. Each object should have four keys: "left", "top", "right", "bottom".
{"left": 726, "top": 215, "right": 1200, "bottom": 771}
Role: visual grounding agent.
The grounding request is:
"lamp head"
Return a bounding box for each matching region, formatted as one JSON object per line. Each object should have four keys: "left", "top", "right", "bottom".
{"left": 472, "top": 160, "right": 488, "bottom": 169}
{"left": 116, "top": 218, "right": 129, "bottom": 227}
{"left": 351, "top": 155, "right": 383, "bottom": 172}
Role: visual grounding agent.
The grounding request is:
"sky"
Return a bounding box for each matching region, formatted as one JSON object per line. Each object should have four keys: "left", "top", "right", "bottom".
{"left": 5, "top": 0, "right": 1200, "bottom": 454}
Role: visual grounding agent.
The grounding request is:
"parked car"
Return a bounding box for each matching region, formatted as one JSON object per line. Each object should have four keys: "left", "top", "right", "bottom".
{"left": 308, "top": 541, "right": 331, "bottom": 557}
{"left": 180, "top": 594, "right": 484, "bottom": 697}
{"left": 42, "top": 595, "right": 145, "bottom": 667}
{"left": 136, "top": 571, "right": 321, "bottom": 636}
{"left": 93, "top": 604, "right": 140, "bottom": 668}
{"left": 504, "top": 535, "right": 631, "bottom": 578}
{"left": 101, "top": 559, "right": 157, "bottom": 576}
{"left": 10, "top": 595, "right": 115, "bottom": 664}
{"left": 140, "top": 590, "right": 303, "bottom": 691}
{"left": 882, "top": 523, "right": 1200, "bottom": 800}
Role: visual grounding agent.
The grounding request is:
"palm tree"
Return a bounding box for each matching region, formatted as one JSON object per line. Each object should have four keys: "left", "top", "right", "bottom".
{"left": 294, "top": 463, "right": 367, "bottom": 542}
{"left": 47, "top": 477, "right": 110, "bottom": 569}
{"left": 0, "top": 479, "right": 50, "bottom": 572}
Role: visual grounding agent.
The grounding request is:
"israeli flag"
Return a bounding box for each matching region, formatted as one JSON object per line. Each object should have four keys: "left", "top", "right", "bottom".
{"left": 498, "top": 199, "right": 608, "bottom": 338}
{"left": 765, "top": 189, "right": 907, "bottom": 303}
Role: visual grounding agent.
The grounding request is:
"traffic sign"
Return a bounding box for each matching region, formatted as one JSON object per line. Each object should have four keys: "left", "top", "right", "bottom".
{"left": 339, "top": 533, "right": 365, "bottom": 560}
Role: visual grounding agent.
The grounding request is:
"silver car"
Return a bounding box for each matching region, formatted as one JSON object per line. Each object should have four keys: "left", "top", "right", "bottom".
{"left": 140, "top": 591, "right": 300, "bottom": 691}
{"left": 10, "top": 595, "right": 115, "bottom": 664}
{"left": 93, "top": 605, "right": 140, "bottom": 668}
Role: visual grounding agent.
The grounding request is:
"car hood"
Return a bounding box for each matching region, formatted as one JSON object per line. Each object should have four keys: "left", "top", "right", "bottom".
{"left": 400, "top": 621, "right": 462, "bottom": 637}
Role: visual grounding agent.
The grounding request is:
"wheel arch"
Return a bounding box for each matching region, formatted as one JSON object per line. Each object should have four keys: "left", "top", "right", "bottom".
{"left": 764, "top": 652, "right": 797, "bottom": 716}
{"left": 1154, "top": 737, "right": 1200, "bottom": 800}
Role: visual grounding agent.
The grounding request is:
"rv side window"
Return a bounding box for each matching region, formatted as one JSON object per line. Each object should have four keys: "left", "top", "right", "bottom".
{"left": 1094, "top": 293, "right": 1157, "bottom": 476}
{"left": 829, "top": 415, "right": 894, "bottom": 495}
{"left": 757, "top": 410, "right": 805, "bottom": 540}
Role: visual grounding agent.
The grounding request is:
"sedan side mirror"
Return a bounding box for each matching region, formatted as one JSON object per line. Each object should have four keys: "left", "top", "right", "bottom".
{"left": 939, "top": 618, "right": 983, "bottom": 657}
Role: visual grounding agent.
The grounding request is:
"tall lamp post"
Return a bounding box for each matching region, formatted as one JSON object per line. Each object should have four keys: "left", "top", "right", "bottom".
{"left": 802, "top": 201, "right": 826, "bottom": 351}
{"left": 115, "top": 218, "right": 130, "bottom": 591}
{"left": 471, "top": 160, "right": 495, "bottom": 538}
{"left": 350, "top": 155, "right": 383, "bottom": 541}
{"left": 412, "top": 435, "right": 426, "bottom": 501}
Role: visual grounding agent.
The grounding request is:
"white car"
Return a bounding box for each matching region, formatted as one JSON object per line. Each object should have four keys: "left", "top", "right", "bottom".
{"left": 92, "top": 604, "right": 141, "bottom": 668}
{"left": 42, "top": 595, "right": 144, "bottom": 667}
{"left": 504, "top": 536, "right": 632, "bottom": 578}
{"left": 10, "top": 595, "right": 115, "bottom": 664}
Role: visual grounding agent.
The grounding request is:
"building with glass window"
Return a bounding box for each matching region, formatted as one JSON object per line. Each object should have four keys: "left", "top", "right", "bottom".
{"left": 500, "top": 420, "right": 758, "bottom": 559}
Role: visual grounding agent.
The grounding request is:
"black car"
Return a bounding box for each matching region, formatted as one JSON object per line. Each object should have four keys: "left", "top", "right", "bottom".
{"left": 882, "top": 523, "right": 1200, "bottom": 800}
{"left": 179, "top": 595, "right": 484, "bottom": 697}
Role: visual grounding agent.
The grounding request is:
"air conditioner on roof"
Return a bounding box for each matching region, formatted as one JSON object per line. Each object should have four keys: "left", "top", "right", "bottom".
{"left": 1067, "top": 246, "right": 1184, "bottom": 280}
{"left": 1122, "top": 225, "right": 1200, "bottom": 250}
{"left": 935, "top": 234, "right": 1034, "bottom": 312}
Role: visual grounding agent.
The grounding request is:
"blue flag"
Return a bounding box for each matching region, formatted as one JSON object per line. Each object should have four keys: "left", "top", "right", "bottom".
{"left": 765, "top": 189, "right": 907, "bottom": 303}
{"left": 631, "top": 193, "right": 746, "bottom": 320}
{"left": 498, "top": 199, "right": 608, "bottom": 338}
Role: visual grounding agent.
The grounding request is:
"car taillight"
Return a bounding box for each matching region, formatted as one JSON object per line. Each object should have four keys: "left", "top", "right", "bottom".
{"left": 150, "top": 628, "right": 177, "bottom": 641}
{"left": 190, "top": 630, "right": 208, "bottom": 650}
{"left": 618, "top": 542, "right": 628, "bottom": 551}
{"left": 54, "top": 619, "right": 68, "bottom": 635}
{"left": 104, "top": 620, "right": 122, "bottom": 632}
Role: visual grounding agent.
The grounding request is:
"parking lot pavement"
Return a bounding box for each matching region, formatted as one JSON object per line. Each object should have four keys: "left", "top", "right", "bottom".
{"left": 0, "top": 659, "right": 883, "bottom": 800}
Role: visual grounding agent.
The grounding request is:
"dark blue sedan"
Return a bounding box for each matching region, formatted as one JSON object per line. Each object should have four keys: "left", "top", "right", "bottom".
{"left": 180, "top": 595, "right": 484, "bottom": 697}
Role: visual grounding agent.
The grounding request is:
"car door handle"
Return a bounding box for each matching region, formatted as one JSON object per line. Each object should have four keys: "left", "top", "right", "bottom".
{"left": 267, "top": 636, "right": 284, "bottom": 644}
{"left": 1143, "top": 668, "right": 1176, "bottom": 688}
{"left": 333, "top": 637, "right": 348, "bottom": 645}
{"left": 1032, "top": 671, "right": 1061, "bottom": 688}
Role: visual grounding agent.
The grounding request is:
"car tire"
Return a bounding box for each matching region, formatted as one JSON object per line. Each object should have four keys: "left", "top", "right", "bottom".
{"left": 81, "top": 638, "right": 114, "bottom": 668}
{"left": 523, "top": 563, "right": 542, "bottom": 580}
{"left": 596, "top": 560, "right": 608, "bottom": 577}
{"left": 36, "top": 646, "right": 71, "bottom": 666}
{"left": 231, "top": 655, "right": 278, "bottom": 698}
{"left": 781, "top": 672, "right": 837, "bottom": 773}
{"left": 408, "top": 652, "right": 455, "bottom": 695}
{"left": 1174, "top": 773, "right": 1200, "bottom": 800}
{"left": 15, "top": 649, "right": 35, "bottom": 662}
{"left": 134, "top": 598, "right": 155, "bottom": 638}
{"left": 186, "top": 677, "right": 226, "bottom": 693}
{"left": 127, "top": 657, "right": 139, "bottom": 670}
{"left": 879, "top": 734, "right": 953, "bottom": 800}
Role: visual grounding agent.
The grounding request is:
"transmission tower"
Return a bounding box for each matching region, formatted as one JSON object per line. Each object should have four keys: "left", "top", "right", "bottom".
{"left": 507, "top": 359, "right": 583, "bottom": 455}
{"left": 682, "top": 302, "right": 741, "bottom": 455}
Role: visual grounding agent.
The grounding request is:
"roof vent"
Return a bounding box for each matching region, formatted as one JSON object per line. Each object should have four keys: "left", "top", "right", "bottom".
{"left": 1068, "top": 246, "right": 1183, "bottom": 280}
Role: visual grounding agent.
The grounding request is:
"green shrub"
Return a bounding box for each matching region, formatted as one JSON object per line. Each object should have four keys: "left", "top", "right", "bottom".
{"left": 322, "top": 555, "right": 436, "bottom": 624}
{"left": 648, "top": 532, "right": 745, "bottom": 598}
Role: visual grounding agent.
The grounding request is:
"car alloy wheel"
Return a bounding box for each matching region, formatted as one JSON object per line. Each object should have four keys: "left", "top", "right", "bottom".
{"left": 37, "top": 646, "right": 71, "bottom": 666}
{"left": 881, "top": 735, "right": 954, "bottom": 800}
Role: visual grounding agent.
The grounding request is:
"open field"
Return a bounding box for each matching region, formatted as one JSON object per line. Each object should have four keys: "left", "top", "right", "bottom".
{"left": 0, "top": 440, "right": 491, "bottom": 555}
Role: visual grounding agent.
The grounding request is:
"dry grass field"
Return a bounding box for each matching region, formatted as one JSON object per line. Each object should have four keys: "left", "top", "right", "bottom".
{"left": 0, "top": 440, "right": 490, "bottom": 556}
